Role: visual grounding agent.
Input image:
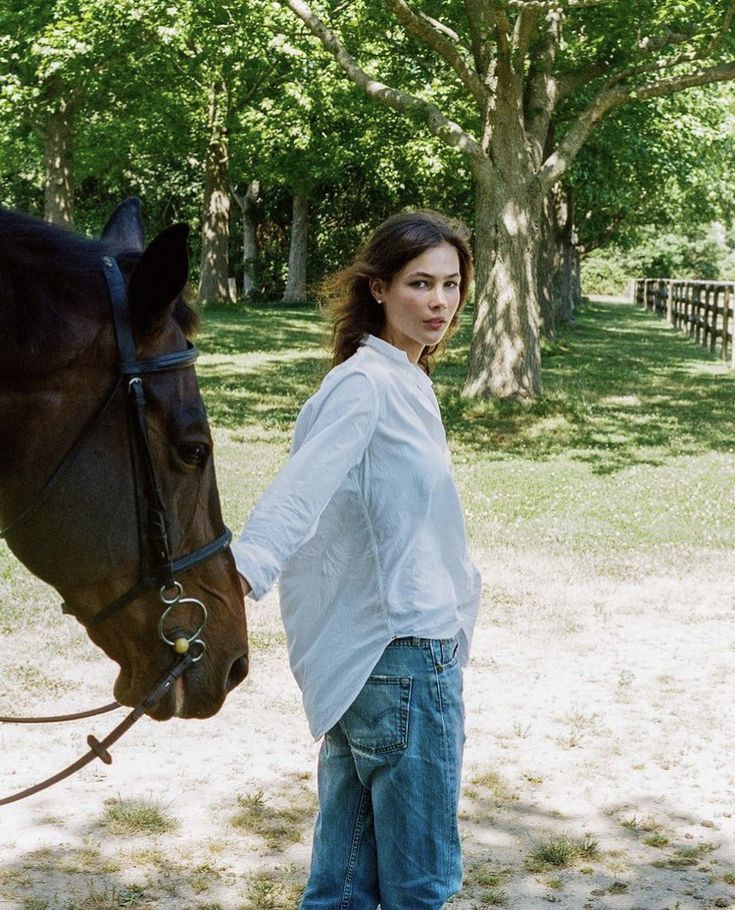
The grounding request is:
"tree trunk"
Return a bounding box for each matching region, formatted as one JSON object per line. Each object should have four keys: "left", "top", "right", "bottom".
{"left": 538, "top": 182, "right": 582, "bottom": 335}
{"left": 42, "top": 91, "right": 76, "bottom": 227}
{"left": 556, "top": 238, "right": 581, "bottom": 323}
{"left": 463, "top": 159, "right": 543, "bottom": 400}
{"left": 553, "top": 186, "right": 579, "bottom": 324}
{"left": 538, "top": 191, "right": 558, "bottom": 340}
{"left": 282, "top": 192, "right": 309, "bottom": 303}
{"left": 199, "top": 77, "right": 234, "bottom": 306}
{"left": 232, "top": 180, "right": 260, "bottom": 300}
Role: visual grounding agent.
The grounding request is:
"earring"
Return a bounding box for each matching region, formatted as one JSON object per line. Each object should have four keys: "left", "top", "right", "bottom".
{"left": 376, "top": 298, "right": 383, "bottom": 305}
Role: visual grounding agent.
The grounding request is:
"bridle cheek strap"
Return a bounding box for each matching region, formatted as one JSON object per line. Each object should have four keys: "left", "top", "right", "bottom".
{"left": 90, "top": 255, "right": 233, "bottom": 628}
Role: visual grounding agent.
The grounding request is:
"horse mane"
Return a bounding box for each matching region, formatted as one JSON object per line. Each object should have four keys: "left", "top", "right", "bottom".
{"left": 0, "top": 208, "right": 198, "bottom": 357}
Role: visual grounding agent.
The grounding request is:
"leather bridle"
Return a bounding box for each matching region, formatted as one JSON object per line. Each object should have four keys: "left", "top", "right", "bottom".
{"left": 0, "top": 254, "right": 235, "bottom": 806}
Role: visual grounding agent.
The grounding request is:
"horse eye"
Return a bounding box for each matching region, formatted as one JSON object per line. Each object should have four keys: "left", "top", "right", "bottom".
{"left": 179, "top": 442, "right": 209, "bottom": 467}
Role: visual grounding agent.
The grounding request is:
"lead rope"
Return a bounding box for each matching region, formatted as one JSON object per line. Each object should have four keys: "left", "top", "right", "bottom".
{"left": 0, "top": 703, "right": 120, "bottom": 724}
{"left": 0, "top": 646, "right": 200, "bottom": 807}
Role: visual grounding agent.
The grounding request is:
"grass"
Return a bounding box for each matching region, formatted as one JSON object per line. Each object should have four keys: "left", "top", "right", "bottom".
{"left": 100, "top": 798, "right": 177, "bottom": 836}
{"left": 194, "top": 299, "right": 735, "bottom": 572}
{"left": 58, "top": 846, "right": 122, "bottom": 875}
{"left": 2, "top": 296, "right": 735, "bottom": 908}
{"left": 466, "top": 770, "right": 518, "bottom": 803}
{"left": 240, "top": 869, "right": 304, "bottom": 910}
{"left": 525, "top": 834, "right": 601, "bottom": 873}
{"left": 644, "top": 833, "right": 670, "bottom": 848}
{"left": 230, "top": 783, "right": 317, "bottom": 850}
{"left": 196, "top": 298, "right": 735, "bottom": 473}
{"left": 561, "top": 708, "right": 603, "bottom": 748}
{"left": 64, "top": 884, "right": 147, "bottom": 910}
{"left": 652, "top": 843, "right": 719, "bottom": 869}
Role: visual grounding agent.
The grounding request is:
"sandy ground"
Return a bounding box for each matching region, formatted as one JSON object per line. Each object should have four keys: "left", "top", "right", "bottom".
{"left": 1, "top": 541, "right": 735, "bottom": 910}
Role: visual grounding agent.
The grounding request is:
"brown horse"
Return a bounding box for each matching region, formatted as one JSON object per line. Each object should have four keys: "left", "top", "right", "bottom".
{"left": 0, "top": 200, "right": 248, "bottom": 720}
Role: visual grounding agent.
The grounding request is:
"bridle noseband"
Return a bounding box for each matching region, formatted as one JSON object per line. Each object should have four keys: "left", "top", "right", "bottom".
{"left": 0, "top": 254, "right": 237, "bottom": 806}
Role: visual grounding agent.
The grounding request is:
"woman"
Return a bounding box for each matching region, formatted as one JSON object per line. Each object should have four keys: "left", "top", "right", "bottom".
{"left": 232, "top": 210, "right": 482, "bottom": 909}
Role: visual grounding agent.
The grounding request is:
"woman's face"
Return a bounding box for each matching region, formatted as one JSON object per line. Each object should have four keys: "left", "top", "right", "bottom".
{"left": 370, "top": 241, "right": 461, "bottom": 364}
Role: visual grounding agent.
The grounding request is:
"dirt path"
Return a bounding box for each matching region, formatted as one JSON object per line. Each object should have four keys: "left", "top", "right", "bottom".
{"left": 2, "top": 536, "right": 734, "bottom": 910}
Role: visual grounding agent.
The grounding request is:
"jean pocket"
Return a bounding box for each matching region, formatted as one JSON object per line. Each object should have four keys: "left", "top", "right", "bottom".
{"left": 436, "top": 639, "right": 460, "bottom": 673}
{"left": 341, "top": 675, "right": 412, "bottom": 756}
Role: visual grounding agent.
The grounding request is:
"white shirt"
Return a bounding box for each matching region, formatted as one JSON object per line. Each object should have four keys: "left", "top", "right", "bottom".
{"left": 232, "top": 334, "right": 482, "bottom": 738}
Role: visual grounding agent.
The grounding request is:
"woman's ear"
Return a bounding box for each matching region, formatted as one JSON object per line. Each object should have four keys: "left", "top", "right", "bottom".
{"left": 369, "top": 278, "right": 386, "bottom": 303}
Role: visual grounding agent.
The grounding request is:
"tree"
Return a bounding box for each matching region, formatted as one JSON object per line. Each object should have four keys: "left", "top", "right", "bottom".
{"left": 0, "top": 0, "right": 168, "bottom": 226}
{"left": 572, "top": 86, "right": 734, "bottom": 253}
{"left": 278, "top": 0, "right": 735, "bottom": 398}
{"left": 232, "top": 179, "right": 260, "bottom": 299}
{"left": 227, "top": 18, "right": 474, "bottom": 302}
{"left": 152, "top": 0, "right": 289, "bottom": 306}
{"left": 571, "top": 83, "right": 735, "bottom": 291}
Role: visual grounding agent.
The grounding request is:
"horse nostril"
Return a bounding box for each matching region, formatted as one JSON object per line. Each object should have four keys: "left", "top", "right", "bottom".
{"left": 226, "top": 654, "right": 249, "bottom": 692}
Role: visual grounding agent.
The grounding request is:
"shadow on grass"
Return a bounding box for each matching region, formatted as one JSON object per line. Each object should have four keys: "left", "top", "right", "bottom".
{"left": 196, "top": 300, "right": 735, "bottom": 474}
{"left": 438, "top": 301, "right": 735, "bottom": 473}
{"left": 196, "top": 304, "right": 329, "bottom": 434}
{"left": 454, "top": 781, "right": 735, "bottom": 908}
{"left": 0, "top": 775, "right": 314, "bottom": 909}
{"left": 3, "top": 785, "right": 733, "bottom": 910}
{"left": 196, "top": 302, "right": 328, "bottom": 358}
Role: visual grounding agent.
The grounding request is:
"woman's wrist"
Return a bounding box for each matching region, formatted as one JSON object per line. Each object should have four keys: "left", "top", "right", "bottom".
{"left": 238, "top": 573, "right": 252, "bottom": 598}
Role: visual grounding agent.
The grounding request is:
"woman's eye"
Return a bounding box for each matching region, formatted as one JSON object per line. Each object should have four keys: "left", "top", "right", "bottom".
{"left": 179, "top": 442, "right": 209, "bottom": 467}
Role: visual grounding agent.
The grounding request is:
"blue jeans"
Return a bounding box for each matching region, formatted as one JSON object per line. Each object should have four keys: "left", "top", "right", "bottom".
{"left": 300, "top": 636, "right": 465, "bottom": 910}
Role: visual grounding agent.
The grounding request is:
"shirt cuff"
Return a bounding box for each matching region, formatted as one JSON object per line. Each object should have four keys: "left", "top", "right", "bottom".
{"left": 230, "top": 539, "right": 280, "bottom": 601}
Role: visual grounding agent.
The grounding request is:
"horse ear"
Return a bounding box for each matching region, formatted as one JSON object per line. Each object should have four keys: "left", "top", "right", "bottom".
{"left": 101, "top": 198, "right": 145, "bottom": 255}
{"left": 128, "top": 224, "right": 190, "bottom": 331}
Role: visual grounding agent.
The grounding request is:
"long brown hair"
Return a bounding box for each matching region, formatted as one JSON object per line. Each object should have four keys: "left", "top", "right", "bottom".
{"left": 319, "top": 210, "right": 473, "bottom": 374}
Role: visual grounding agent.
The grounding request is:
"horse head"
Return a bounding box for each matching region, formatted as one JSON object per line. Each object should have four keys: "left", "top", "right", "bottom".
{"left": 0, "top": 200, "right": 248, "bottom": 719}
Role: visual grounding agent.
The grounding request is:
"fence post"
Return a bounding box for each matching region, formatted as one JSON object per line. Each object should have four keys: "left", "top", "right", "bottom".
{"left": 710, "top": 285, "right": 719, "bottom": 354}
{"left": 666, "top": 280, "right": 674, "bottom": 325}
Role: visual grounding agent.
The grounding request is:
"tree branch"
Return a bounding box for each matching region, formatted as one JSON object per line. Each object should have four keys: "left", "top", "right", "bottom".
{"left": 523, "top": 8, "right": 562, "bottom": 166}
{"left": 513, "top": 3, "right": 541, "bottom": 66}
{"left": 506, "top": 0, "right": 611, "bottom": 7}
{"left": 556, "top": 60, "right": 611, "bottom": 101}
{"left": 383, "top": 0, "right": 486, "bottom": 108}
{"left": 576, "top": 211, "right": 626, "bottom": 255}
{"left": 281, "top": 0, "right": 484, "bottom": 158}
{"left": 539, "top": 58, "right": 735, "bottom": 191}
{"left": 464, "top": 0, "right": 493, "bottom": 77}
{"left": 602, "top": 0, "right": 735, "bottom": 89}
{"left": 493, "top": 7, "right": 512, "bottom": 64}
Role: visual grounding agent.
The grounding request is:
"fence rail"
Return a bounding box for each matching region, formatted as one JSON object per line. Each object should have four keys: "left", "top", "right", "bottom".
{"left": 633, "top": 277, "right": 735, "bottom": 369}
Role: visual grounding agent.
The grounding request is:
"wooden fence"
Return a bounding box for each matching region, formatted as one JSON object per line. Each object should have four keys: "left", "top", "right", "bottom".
{"left": 633, "top": 277, "right": 735, "bottom": 369}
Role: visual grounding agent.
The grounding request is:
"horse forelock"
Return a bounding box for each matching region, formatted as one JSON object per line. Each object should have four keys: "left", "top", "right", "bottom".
{"left": 174, "top": 296, "right": 200, "bottom": 338}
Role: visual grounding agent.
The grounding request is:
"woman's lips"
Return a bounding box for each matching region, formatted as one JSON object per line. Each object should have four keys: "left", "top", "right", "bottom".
{"left": 425, "top": 319, "right": 446, "bottom": 329}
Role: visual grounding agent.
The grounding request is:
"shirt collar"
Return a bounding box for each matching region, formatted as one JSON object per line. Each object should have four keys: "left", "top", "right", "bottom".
{"left": 359, "top": 334, "right": 434, "bottom": 389}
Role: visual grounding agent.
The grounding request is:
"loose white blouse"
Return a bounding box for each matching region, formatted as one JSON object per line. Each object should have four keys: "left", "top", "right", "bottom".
{"left": 232, "top": 334, "right": 482, "bottom": 739}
